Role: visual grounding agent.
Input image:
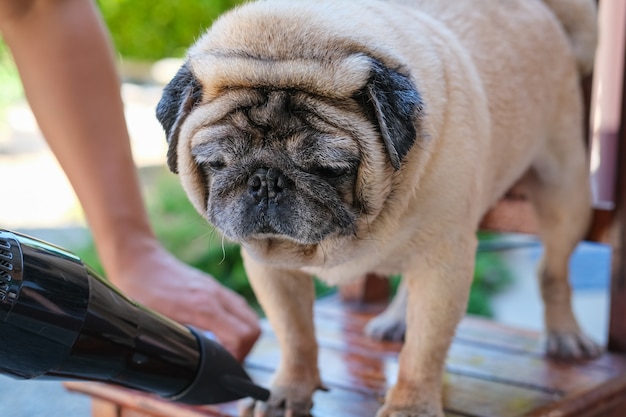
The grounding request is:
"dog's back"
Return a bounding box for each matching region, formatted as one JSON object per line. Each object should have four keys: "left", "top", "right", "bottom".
{"left": 388, "top": 0, "right": 597, "bottom": 209}
{"left": 391, "top": 0, "right": 597, "bottom": 75}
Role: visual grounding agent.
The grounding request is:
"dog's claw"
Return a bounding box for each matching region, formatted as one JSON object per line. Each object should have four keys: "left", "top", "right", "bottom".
{"left": 238, "top": 386, "right": 315, "bottom": 417}
{"left": 546, "top": 331, "right": 603, "bottom": 360}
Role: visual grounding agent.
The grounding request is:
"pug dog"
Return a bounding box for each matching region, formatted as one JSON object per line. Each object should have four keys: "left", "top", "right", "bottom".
{"left": 156, "top": 1, "right": 599, "bottom": 416}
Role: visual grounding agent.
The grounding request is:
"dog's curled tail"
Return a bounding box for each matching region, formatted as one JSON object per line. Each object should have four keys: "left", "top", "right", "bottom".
{"left": 543, "top": 0, "right": 598, "bottom": 76}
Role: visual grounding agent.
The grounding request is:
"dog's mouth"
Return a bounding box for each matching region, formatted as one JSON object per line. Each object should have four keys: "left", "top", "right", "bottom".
{"left": 231, "top": 206, "right": 350, "bottom": 245}
{"left": 208, "top": 189, "right": 357, "bottom": 246}
{"left": 248, "top": 222, "right": 304, "bottom": 243}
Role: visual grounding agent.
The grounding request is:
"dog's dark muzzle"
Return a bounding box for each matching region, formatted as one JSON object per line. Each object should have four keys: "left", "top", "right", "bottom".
{"left": 210, "top": 166, "right": 357, "bottom": 245}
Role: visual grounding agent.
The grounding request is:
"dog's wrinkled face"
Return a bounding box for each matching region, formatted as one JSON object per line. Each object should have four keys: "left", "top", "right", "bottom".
{"left": 192, "top": 89, "right": 362, "bottom": 244}
{"left": 157, "top": 57, "right": 424, "bottom": 249}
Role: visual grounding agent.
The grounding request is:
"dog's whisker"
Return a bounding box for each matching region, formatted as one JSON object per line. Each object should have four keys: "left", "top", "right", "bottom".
{"left": 218, "top": 234, "right": 227, "bottom": 265}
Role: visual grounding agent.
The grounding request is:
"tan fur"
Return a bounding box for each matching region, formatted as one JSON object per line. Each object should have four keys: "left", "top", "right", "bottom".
{"left": 166, "top": 1, "right": 599, "bottom": 416}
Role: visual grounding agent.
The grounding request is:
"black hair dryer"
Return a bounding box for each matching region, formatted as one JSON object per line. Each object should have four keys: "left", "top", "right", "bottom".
{"left": 0, "top": 229, "right": 269, "bottom": 405}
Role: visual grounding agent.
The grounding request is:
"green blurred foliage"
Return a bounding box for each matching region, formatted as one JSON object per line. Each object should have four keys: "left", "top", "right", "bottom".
{"left": 470, "top": 238, "right": 513, "bottom": 317}
{"left": 97, "top": 0, "right": 247, "bottom": 60}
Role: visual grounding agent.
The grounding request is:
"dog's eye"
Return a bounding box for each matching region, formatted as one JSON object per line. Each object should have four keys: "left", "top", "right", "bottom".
{"left": 314, "top": 166, "right": 349, "bottom": 179}
{"left": 208, "top": 160, "right": 226, "bottom": 171}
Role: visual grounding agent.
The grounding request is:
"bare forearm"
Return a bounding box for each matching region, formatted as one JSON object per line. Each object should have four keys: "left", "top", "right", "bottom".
{"left": 0, "top": 0, "right": 155, "bottom": 278}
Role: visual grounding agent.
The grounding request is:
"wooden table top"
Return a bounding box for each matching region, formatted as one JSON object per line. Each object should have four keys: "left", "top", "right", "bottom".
{"left": 66, "top": 295, "right": 626, "bottom": 417}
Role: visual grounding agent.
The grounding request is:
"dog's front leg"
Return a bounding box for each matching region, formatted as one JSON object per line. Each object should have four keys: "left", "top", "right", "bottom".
{"left": 239, "top": 249, "right": 322, "bottom": 417}
{"left": 377, "top": 237, "right": 476, "bottom": 417}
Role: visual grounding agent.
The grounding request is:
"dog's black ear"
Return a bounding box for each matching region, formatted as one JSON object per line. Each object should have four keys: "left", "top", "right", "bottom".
{"left": 156, "top": 62, "right": 203, "bottom": 174}
{"left": 359, "top": 59, "right": 424, "bottom": 170}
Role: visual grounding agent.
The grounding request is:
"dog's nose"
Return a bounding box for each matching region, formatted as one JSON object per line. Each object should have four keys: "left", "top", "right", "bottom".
{"left": 248, "top": 168, "right": 286, "bottom": 203}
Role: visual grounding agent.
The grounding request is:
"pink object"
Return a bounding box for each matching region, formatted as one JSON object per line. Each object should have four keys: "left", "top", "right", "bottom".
{"left": 589, "top": 1, "right": 626, "bottom": 210}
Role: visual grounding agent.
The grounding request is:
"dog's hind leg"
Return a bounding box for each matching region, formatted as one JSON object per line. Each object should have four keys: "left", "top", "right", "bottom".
{"left": 364, "top": 279, "right": 408, "bottom": 341}
{"left": 523, "top": 98, "right": 602, "bottom": 359}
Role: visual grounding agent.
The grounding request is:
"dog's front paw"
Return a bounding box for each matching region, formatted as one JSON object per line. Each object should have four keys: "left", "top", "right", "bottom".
{"left": 375, "top": 403, "right": 443, "bottom": 417}
{"left": 238, "top": 383, "right": 323, "bottom": 417}
{"left": 546, "top": 330, "right": 602, "bottom": 360}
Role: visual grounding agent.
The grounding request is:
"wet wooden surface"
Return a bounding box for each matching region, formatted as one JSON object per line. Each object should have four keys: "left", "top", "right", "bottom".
{"left": 66, "top": 295, "right": 626, "bottom": 417}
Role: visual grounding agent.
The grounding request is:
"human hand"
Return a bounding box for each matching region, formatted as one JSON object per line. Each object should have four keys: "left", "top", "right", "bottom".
{"left": 110, "top": 244, "right": 261, "bottom": 361}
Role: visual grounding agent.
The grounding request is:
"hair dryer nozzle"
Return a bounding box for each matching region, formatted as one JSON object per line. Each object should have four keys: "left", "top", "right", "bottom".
{"left": 0, "top": 229, "right": 269, "bottom": 405}
{"left": 170, "top": 327, "right": 270, "bottom": 404}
